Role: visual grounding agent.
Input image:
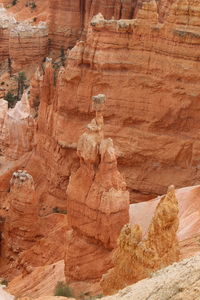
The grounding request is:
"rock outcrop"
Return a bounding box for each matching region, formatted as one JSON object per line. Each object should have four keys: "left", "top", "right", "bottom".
{"left": 102, "top": 253, "right": 200, "bottom": 300}
{"left": 0, "top": 4, "right": 48, "bottom": 72}
{"left": 49, "top": 0, "right": 140, "bottom": 54}
{"left": 7, "top": 260, "right": 66, "bottom": 299}
{"left": 36, "top": 0, "right": 200, "bottom": 203}
{"left": 0, "top": 286, "right": 14, "bottom": 300}
{"left": 0, "top": 5, "right": 16, "bottom": 63}
{"left": 101, "top": 185, "right": 179, "bottom": 295}
{"left": 1, "top": 91, "right": 34, "bottom": 160}
{"left": 9, "top": 21, "right": 48, "bottom": 72}
{"left": 2, "top": 170, "right": 38, "bottom": 259}
{"left": 65, "top": 94, "right": 129, "bottom": 282}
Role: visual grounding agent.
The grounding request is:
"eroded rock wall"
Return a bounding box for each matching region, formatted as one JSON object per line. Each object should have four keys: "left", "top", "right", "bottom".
{"left": 35, "top": 0, "right": 200, "bottom": 203}
{"left": 49, "top": 0, "right": 139, "bottom": 54}
{"left": 2, "top": 170, "right": 39, "bottom": 258}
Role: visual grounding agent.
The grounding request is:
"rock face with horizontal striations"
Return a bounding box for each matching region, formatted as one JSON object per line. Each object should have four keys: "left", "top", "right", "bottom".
{"left": 2, "top": 170, "right": 39, "bottom": 260}
{"left": 100, "top": 185, "right": 180, "bottom": 295}
{"left": 9, "top": 21, "right": 48, "bottom": 72}
{"left": 48, "top": 0, "right": 140, "bottom": 54}
{"left": 0, "top": 5, "right": 16, "bottom": 63}
{"left": 36, "top": 0, "right": 200, "bottom": 203}
{"left": 0, "top": 4, "right": 48, "bottom": 72}
{"left": 65, "top": 94, "right": 129, "bottom": 281}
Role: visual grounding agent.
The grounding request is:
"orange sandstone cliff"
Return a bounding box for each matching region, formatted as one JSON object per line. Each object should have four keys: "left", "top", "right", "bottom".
{"left": 22, "top": 0, "right": 200, "bottom": 207}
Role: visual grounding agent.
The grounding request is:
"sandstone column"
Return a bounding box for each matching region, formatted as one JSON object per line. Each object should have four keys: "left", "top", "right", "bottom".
{"left": 65, "top": 94, "right": 130, "bottom": 281}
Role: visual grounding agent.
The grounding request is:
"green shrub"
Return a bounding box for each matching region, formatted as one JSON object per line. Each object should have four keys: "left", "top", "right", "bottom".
{"left": 31, "top": 2, "right": 36, "bottom": 9}
{"left": 4, "top": 91, "right": 17, "bottom": 108}
{"left": 61, "top": 47, "right": 66, "bottom": 66}
{"left": 53, "top": 207, "right": 67, "bottom": 214}
{"left": 54, "top": 281, "right": 74, "bottom": 298}
{"left": 15, "top": 71, "right": 27, "bottom": 101}
{"left": 0, "top": 279, "right": 8, "bottom": 286}
{"left": 12, "top": 0, "right": 18, "bottom": 6}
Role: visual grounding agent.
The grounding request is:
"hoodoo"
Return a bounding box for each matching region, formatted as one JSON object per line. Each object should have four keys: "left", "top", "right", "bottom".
{"left": 65, "top": 94, "right": 130, "bottom": 282}
{"left": 101, "top": 185, "right": 180, "bottom": 295}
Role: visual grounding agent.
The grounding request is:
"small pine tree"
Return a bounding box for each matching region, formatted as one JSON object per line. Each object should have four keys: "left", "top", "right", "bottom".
{"left": 4, "top": 91, "right": 17, "bottom": 108}
{"left": 15, "top": 72, "right": 27, "bottom": 101}
{"left": 12, "top": 0, "right": 18, "bottom": 6}
{"left": 61, "top": 47, "right": 66, "bottom": 66}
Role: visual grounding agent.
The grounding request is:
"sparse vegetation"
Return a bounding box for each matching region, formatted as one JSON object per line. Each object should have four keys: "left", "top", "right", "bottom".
{"left": 15, "top": 71, "right": 27, "bottom": 101}
{"left": 80, "top": 293, "right": 104, "bottom": 300}
{"left": 25, "top": 1, "right": 37, "bottom": 10}
{"left": 54, "top": 281, "right": 74, "bottom": 298}
{"left": 0, "top": 279, "right": 8, "bottom": 286}
{"left": 12, "top": 0, "right": 18, "bottom": 6}
{"left": 53, "top": 63, "right": 60, "bottom": 86}
{"left": 4, "top": 91, "right": 18, "bottom": 108}
{"left": 53, "top": 207, "right": 67, "bottom": 214}
{"left": 30, "top": 2, "right": 37, "bottom": 9}
{"left": 61, "top": 47, "right": 66, "bottom": 66}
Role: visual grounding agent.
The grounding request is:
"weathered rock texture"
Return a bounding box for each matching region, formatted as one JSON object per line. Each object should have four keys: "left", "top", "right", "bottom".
{"left": 101, "top": 185, "right": 179, "bottom": 295}
{"left": 7, "top": 260, "right": 66, "bottom": 299}
{"left": 0, "top": 167, "right": 69, "bottom": 283}
{"left": 0, "top": 286, "right": 14, "bottom": 300}
{"left": 0, "top": 5, "right": 16, "bottom": 62}
{"left": 1, "top": 91, "right": 34, "bottom": 160}
{"left": 34, "top": 0, "right": 200, "bottom": 203}
{"left": 2, "top": 170, "right": 39, "bottom": 258}
{"left": 65, "top": 94, "right": 129, "bottom": 281}
{"left": 9, "top": 21, "right": 48, "bottom": 72}
{"left": 102, "top": 253, "right": 200, "bottom": 300}
{"left": 0, "top": 4, "right": 48, "bottom": 72}
{"left": 49, "top": 0, "right": 140, "bottom": 54}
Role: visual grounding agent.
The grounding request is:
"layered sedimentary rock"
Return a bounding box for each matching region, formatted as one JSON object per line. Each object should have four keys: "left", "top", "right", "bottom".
{"left": 65, "top": 94, "right": 129, "bottom": 281}
{"left": 0, "top": 4, "right": 16, "bottom": 62}
{"left": 102, "top": 254, "right": 200, "bottom": 300}
{"left": 7, "top": 260, "right": 66, "bottom": 299}
{"left": 49, "top": 0, "right": 141, "bottom": 54}
{"left": 9, "top": 21, "right": 48, "bottom": 72}
{"left": 2, "top": 170, "right": 39, "bottom": 258}
{"left": 101, "top": 185, "right": 179, "bottom": 295}
{"left": 0, "top": 98, "right": 8, "bottom": 148}
{"left": 2, "top": 91, "right": 34, "bottom": 160}
{"left": 0, "top": 4, "right": 48, "bottom": 72}
{"left": 34, "top": 0, "right": 200, "bottom": 203}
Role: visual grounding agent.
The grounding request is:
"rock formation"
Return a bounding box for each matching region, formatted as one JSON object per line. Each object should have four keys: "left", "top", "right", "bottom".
{"left": 65, "top": 94, "right": 129, "bottom": 282}
{"left": 35, "top": 0, "right": 200, "bottom": 203}
{"left": 101, "top": 185, "right": 179, "bottom": 295}
{"left": 2, "top": 170, "right": 39, "bottom": 260}
{"left": 0, "top": 4, "right": 16, "bottom": 63}
{"left": 0, "top": 4, "right": 48, "bottom": 72}
{"left": 48, "top": 0, "right": 141, "bottom": 54}
{"left": 1, "top": 91, "right": 34, "bottom": 160}
{"left": 0, "top": 285, "right": 14, "bottom": 300}
{"left": 9, "top": 21, "right": 48, "bottom": 72}
{"left": 101, "top": 253, "right": 200, "bottom": 300}
{"left": 7, "top": 260, "right": 66, "bottom": 299}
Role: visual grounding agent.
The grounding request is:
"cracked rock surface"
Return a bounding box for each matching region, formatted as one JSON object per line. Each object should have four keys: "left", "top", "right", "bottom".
{"left": 102, "top": 253, "right": 200, "bottom": 300}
